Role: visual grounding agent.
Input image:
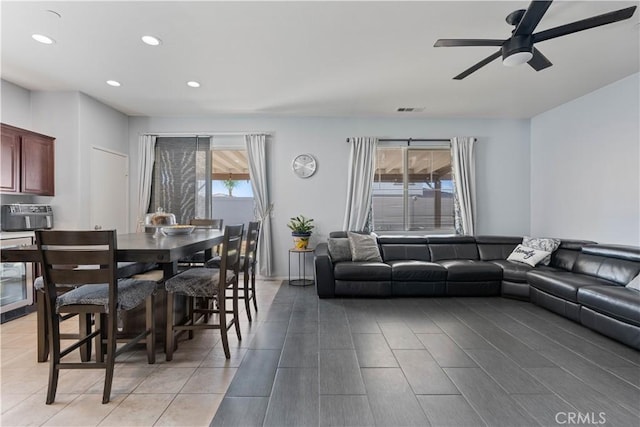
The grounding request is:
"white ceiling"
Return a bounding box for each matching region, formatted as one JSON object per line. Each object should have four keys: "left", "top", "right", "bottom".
{"left": 2, "top": 1, "right": 638, "bottom": 119}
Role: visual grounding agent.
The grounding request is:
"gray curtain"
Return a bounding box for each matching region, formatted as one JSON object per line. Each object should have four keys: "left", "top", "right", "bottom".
{"left": 245, "top": 134, "right": 273, "bottom": 276}
{"left": 150, "top": 137, "right": 199, "bottom": 225}
{"left": 451, "top": 137, "right": 477, "bottom": 235}
{"left": 136, "top": 135, "right": 156, "bottom": 232}
{"left": 343, "top": 137, "right": 378, "bottom": 231}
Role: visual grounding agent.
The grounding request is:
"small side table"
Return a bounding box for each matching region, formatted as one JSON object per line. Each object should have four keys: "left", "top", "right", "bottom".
{"left": 288, "top": 247, "right": 315, "bottom": 286}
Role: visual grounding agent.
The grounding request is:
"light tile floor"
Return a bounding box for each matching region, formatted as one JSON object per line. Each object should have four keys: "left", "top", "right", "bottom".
{"left": 0, "top": 278, "right": 283, "bottom": 427}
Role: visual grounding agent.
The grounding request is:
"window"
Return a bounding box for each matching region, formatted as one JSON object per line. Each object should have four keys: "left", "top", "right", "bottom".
{"left": 151, "top": 137, "right": 255, "bottom": 226}
{"left": 208, "top": 149, "right": 255, "bottom": 226}
{"left": 372, "top": 146, "right": 454, "bottom": 233}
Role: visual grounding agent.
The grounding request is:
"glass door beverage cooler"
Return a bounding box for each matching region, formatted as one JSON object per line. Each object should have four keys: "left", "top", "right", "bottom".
{"left": 0, "top": 236, "right": 35, "bottom": 323}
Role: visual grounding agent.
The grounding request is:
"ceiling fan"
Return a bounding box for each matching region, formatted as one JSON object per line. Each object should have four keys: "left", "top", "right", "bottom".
{"left": 434, "top": 1, "right": 637, "bottom": 80}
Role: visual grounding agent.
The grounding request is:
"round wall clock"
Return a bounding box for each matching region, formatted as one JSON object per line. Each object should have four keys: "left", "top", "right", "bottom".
{"left": 292, "top": 154, "right": 317, "bottom": 178}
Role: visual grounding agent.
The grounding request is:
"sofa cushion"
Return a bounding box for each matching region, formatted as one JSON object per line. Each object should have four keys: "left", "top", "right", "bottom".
{"left": 527, "top": 270, "right": 616, "bottom": 303}
{"left": 328, "top": 238, "right": 352, "bottom": 262}
{"left": 436, "top": 260, "right": 502, "bottom": 281}
{"left": 380, "top": 243, "right": 430, "bottom": 262}
{"left": 387, "top": 260, "right": 447, "bottom": 282}
{"left": 549, "top": 240, "right": 597, "bottom": 271}
{"left": 582, "top": 244, "right": 640, "bottom": 262}
{"left": 428, "top": 236, "right": 479, "bottom": 261}
{"left": 573, "top": 245, "right": 640, "bottom": 285}
{"left": 522, "top": 236, "right": 561, "bottom": 266}
{"left": 627, "top": 274, "right": 640, "bottom": 291}
{"left": 334, "top": 262, "right": 391, "bottom": 281}
{"left": 507, "top": 244, "right": 551, "bottom": 267}
{"left": 476, "top": 235, "right": 521, "bottom": 261}
{"left": 490, "top": 260, "right": 532, "bottom": 283}
{"left": 348, "top": 232, "right": 382, "bottom": 262}
{"left": 578, "top": 285, "right": 640, "bottom": 327}
{"left": 377, "top": 236, "right": 429, "bottom": 245}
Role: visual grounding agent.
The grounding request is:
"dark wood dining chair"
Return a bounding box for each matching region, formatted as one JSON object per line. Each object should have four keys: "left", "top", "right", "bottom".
{"left": 35, "top": 261, "right": 158, "bottom": 363}
{"left": 206, "top": 221, "right": 261, "bottom": 321}
{"left": 34, "top": 276, "right": 92, "bottom": 363}
{"left": 35, "top": 230, "right": 156, "bottom": 404}
{"left": 242, "top": 222, "right": 260, "bottom": 320}
{"left": 190, "top": 218, "right": 224, "bottom": 229}
{"left": 179, "top": 218, "right": 224, "bottom": 266}
{"left": 164, "top": 224, "right": 244, "bottom": 360}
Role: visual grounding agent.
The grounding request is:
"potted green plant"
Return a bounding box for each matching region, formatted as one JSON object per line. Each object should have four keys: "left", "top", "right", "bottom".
{"left": 287, "top": 214, "right": 314, "bottom": 250}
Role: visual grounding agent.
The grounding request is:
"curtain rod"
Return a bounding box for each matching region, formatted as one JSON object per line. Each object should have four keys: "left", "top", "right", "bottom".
{"left": 346, "top": 138, "right": 450, "bottom": 143}
{"left": 144, "top": 131, "right": 271, "bottom": 137}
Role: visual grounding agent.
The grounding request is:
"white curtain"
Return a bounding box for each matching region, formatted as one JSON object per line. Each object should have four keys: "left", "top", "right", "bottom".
{"left": 451, "top": 136, "right": 477, "bottom": 235}
{"left": 245, "top": 134, "right": 273, "bottom": 276}
{"left": 343, "top": 137, "right": 378, "bottom": 231}
{"left": 136, "top": 135, "right": 156, "bottom": 232}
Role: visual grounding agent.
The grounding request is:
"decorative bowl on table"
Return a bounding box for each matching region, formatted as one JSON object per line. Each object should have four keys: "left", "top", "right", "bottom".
{"left": 161, "top": 225, "right": 195, "bottom": 236}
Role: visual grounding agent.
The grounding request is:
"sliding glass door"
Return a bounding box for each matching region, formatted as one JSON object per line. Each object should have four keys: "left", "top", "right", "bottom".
{"left": 150, "top": 136, "right": 255, "bottom": 226}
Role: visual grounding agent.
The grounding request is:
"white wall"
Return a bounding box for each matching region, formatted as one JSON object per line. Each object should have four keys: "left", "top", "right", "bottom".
{"left": 0, "top": 80, "right": 38, "bottom": 205}
{"left": 1, "top": 82, "right": 130, "bottom": 230}
{"left": 78, "top": 93, "right": 130, "bottom": 229}
{"left": 129, "top": 115, "right": 531, "bottom": 277}
{"left": 0, "top": 80, "right": 32, "bottom": 129}
{"left": 30, "top": 91, "right": 81, "bottom": 228}
{"left": 1, "top": 79, "right": 534, "bottom": 277}
{"left": 531, "top": 73, "right": 640, "bottom": 245}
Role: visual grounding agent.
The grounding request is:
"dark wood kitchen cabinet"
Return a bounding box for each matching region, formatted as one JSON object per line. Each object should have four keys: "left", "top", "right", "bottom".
{"left": 1, "top": 123, "right": 55, "bottom": 195}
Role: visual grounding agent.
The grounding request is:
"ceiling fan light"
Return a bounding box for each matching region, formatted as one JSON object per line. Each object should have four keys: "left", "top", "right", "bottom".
{"left": 503, "top": 50, "right": 533, "bottom": 67}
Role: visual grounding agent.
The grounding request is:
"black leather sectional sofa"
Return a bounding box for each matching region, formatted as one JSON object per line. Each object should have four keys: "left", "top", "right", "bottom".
{"left": 314, "top": 232, "right": 640, "bottom": 350}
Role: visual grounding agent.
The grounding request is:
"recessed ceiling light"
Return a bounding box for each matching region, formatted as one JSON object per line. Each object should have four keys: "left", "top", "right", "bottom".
{"left": 32, "top": 34, "right": 55, "bottom": 44}
{"left": 141, "top": 35, "right": 161, "bottom": 46}
{"left": 187, "top": 81, "right": 201, "bottom": 88}
{"left": 106, "top": 80, "right": 121, "bottom": 87}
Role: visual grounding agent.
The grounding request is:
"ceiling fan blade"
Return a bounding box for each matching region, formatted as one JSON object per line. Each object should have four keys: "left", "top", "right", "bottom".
{"left": 434, "top": 39, "right": 504, "bottom": 47}
{"left": 453, "top": 50, "right": 502, "bottom": 80}
{"left": 533, "top": 6, "right": 637, "bottom": 43}
{"left": 528, "top": 48, "right": 552, "bottom": 71}
{"left": 514, "top": 1, "right": 553, "bottom": 36}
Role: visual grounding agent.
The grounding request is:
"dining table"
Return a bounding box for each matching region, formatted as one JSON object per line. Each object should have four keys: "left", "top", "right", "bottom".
{"left": 1, "top": 229, "right": 225, "bottom": 358}
{"left": 1, "top": 229, "right": 224, "bottom": 278}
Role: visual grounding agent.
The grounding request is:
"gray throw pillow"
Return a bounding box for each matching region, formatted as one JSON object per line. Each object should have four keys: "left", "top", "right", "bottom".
{"left": 347, "top": 232, "right": 382, "bottom": 262}
{"left": 522, "top": 236, "right": 561, "bottom": 266}
{"left": 328, "top": 238, "right": 352, "bottom": 262}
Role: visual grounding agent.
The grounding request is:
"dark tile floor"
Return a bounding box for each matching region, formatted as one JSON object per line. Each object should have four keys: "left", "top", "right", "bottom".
{"left": 211, "top": 284, "right": 640, "bottom": 427}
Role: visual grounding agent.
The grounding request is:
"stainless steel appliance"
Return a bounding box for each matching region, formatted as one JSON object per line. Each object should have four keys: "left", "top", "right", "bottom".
{"left": 0, "top": 235, "right": 35, "bottom": 323}
{"left": 1, "top": 204, "right": 53, "bottom": 231}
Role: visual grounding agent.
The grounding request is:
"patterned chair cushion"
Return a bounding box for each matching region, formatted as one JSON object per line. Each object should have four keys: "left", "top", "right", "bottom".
{"left": 164, "top": 268, "right": 236, "bottom": 297}
{"left": 56, "top": 278, "right": 156, "bottom": 313}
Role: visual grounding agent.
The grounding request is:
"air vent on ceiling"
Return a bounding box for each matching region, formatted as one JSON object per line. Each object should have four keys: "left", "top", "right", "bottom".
{"left": 396, "top": 107, "right": 425, "bottom": 112}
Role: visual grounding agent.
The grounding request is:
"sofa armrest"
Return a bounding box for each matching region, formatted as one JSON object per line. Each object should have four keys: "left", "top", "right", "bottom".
{"left": 314, "top": 243, "right": 335, "bottom": 298}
